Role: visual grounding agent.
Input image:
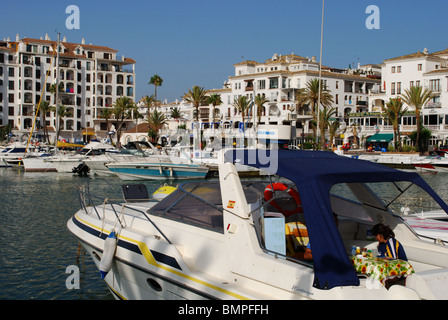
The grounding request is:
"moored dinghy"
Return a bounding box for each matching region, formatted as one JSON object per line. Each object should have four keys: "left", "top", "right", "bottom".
{"left": 68, "top": 149, "right": 448, "bottom": 300}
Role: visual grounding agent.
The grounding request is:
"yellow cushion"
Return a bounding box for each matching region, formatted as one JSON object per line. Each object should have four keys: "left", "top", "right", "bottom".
{"left": 285, "top": 222, "right": 309, "bottom": 249}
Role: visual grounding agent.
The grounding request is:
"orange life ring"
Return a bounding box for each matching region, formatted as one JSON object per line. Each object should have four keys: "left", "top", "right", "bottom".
{"left": 264, "top": 183, "right": 303, "bottom": 217}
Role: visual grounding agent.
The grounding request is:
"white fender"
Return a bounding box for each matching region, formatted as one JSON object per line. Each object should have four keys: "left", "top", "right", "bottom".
{"left": 99, "top": 231, "right": 117, "bottom": 279}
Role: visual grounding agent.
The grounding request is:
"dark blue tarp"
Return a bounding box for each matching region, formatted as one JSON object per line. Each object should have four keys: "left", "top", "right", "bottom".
{"left": 225, "top": 149, "right": 448, "bottom": 290}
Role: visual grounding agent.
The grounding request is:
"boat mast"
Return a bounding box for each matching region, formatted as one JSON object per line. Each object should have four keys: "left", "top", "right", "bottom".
{"left": 54, "top": 32, "right": 60, "bottom": 153}
{"left": 317, "top": 0, "right": 325, "bottom": 150}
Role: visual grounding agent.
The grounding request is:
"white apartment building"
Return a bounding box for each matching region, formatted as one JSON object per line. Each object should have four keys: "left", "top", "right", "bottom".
{"left": 0, "top": 34, "right": 136, "bottom": 143}
{"left": 197, "top": 53, "right": 380, "bottom": 147}
{"left": 350, "top": 48, "right": 448, "bottom": 148}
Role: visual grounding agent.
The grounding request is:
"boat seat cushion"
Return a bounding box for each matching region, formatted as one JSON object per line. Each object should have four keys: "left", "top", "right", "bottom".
{"left": 285, "top": 222, "right": 309, "bottom": 259}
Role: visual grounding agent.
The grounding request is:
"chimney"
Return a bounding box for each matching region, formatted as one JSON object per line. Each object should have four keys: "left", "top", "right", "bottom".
{"left": 16, "top": 34, "right": 20, "bottom": 42}
{"left": 45, "top": 33, "right": 50, "bottom": 40}
{"left": 63, "top": 36, "right": 67, "bottom": 42}
{"left": 81, "top": 38, "right": 85, "bottom": 44}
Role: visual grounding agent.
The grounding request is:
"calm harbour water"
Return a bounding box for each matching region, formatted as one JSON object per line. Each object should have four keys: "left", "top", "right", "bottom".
{"left": 1, "top": 165, "right": 448, "bottom": 300}
{"left": 0, "top": 167, "right": 168, "bottom": 300}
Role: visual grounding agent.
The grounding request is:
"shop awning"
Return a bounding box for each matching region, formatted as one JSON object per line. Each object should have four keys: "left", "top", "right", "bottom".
{"left": 367, "top": 133, "right": 393, "bottom": 142}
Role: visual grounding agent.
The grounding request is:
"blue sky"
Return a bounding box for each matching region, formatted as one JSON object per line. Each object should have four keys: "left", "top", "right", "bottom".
{"left": 2, "top": 0, "right": 448, "bottom": 102}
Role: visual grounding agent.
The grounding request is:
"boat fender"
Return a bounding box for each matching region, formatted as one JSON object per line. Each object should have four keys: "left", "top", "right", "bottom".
{"left": 264, "top": 183, "right": 303, "bottom": 217}
{"left": 99, "top": 231, "right": 117, "bottom": 279}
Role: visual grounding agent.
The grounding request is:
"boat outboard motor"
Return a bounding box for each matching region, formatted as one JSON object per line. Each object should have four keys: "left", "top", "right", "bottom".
{"left": 72, "top": 163, "right": 90, "bottom": 175}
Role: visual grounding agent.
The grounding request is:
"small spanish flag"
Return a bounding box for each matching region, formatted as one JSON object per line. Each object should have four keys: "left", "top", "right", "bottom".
{"left": 227, "top": 200, "right": 236, "bottom": 209}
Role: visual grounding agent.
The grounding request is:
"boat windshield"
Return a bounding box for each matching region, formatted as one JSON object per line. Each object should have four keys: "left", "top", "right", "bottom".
{"left": 149, "top": 181, "right": 268, "bottom": 233}
{"left": 330, "top": 181, "right": 447, "bottom": 220}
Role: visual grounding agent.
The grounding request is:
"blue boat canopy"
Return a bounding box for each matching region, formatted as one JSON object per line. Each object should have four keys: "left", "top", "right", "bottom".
{"left": 225, "top": 149, "right": 448, "bottom": 290}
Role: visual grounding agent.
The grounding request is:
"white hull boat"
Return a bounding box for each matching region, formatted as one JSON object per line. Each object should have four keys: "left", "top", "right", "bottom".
{"left": 412, "top": 155, "right": 448, "bottom": 173}
{"left": 0, "top": 142, "right": 38, "bottom": 167}
{"left": 43, "top": 142, "right": 115, "bottom": 173}
{"left": 68, "top": 150, "right": 448, "bottom": 300}
{"left": 22, "top": 154, "right": 57, "bottom": 172}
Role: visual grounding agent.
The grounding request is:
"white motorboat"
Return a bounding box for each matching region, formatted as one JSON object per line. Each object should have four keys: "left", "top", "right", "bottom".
{"left": 22, "top": 152, "right": 57, "bottom": 172}
{"left": 412, "top": 154, "right": 448, "bottom": 173}
{"left": 82, "top": 141, "right": 160, "bottom": 176}
{"left": 399, "top": 209, "right": 448, "bottom": 242}
{"left": 83, "top": 150, "right": 151, "bottom": 177}
{"left": 44, "top": 142, "right": 115, "bottom": 173}
{"left": 68, "top": 149, "right": 448, "bottom": 300}
{"left": 0, "top": 141, "right": 38, "bottom": 167}
{"left": 376, "top": 153, "right": 424, "bottom": 169}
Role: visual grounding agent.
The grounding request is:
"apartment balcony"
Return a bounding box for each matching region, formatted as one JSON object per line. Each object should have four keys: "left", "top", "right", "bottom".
{"left": 98, "top": 64, "right": 112, "bottom": 72}
{"left": 425, "top": 102, "right": 442, "bottom": 109}
{"left": 61, "top": 98, "right": 75, "bottom": 105}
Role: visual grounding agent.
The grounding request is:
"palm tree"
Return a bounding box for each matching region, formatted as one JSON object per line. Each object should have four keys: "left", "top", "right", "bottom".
{"left": 299, "top": 78, "right": 334, "bottom": 119}
{"left": 147, "top": 109, "right": 167, "bottom": 144}
{"left": 400, "top": 85, "right": 434, "bottom": 152}
{"left": 49, "top": 83, "right": 64, "bottom": 104}
{"left": 37, "top": 100, "right": 52, "bottom": 144}
{"left": 99, "top": 108, "right": 114, "bottom": 133}
{"left": 232, "top": 96, "right": 253, "bottom": 132}
{"left": 297, "top": 78, "right": 334, "bottom": 145}
{"left": 170, "top": 107, "right": 182, "bottom": 120}
{"left": 112, "top": 96, "right": 135, "bottom": 147}
{"left": 328, "top": 120, "right": 341, "bottom": 150}
{"left": 383, "top": 98, "right": 408, "bottom": 151}
{"left": 207, "top": 93, "right": 222, "bottom": 130}
{"left": 149, "top": 74, "right": 163, "bottom": 102}
{"left": 254, "top": 94, "right": 269, "bottom": 125}
{"left": 51, "top": 104, "right": 72, "bottom": 143}
{"left": 183, "top": 85, "right": 209, "bottom": 121}
{"left": 318, "top": 106, "right": 337, "bottom": 149}
{"left": 142, "top": 94, "right": 156, "bottom": 120}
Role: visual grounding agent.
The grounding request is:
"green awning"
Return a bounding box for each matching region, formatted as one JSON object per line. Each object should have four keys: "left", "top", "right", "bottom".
{"left": 367, "top": 133, "right": 393, "bottom": 142}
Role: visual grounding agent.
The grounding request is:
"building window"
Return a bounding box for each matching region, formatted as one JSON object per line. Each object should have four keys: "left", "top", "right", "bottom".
{"left": 397, "top": 66, "right": 401, "bottom": 73}
{"left": 397, "top": 82, "right": 401, "bottom": 95}
{"left": 429, "top": 79, "right": 441, "bottom": 92}
{"left": 418, "top": 64, "right": 422, "bottom": 71}
{"left": 391, "top": 82, "right": 396, "bottom": 95}
{"left": 269, "top": 78, "right": 278, "bottom": 89}
{"left": 391, "top": 66, "right": 396, "bottom": 73}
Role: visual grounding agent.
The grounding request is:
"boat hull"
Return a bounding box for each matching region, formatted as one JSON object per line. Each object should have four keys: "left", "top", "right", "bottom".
{"left": 67, "top": 212, "right": 248, "bottom": 300}
{"left": 22, "top": 157, "right": 57, "bottom": 172}
{"left": 413, "top": 161, "right": 448, "bottom": 173}
{"left": 106, "top": 162, "right": 209, "bottom": 180}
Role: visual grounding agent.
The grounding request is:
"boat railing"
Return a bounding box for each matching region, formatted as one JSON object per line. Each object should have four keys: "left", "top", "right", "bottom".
{"left": 76, "top": 185, "right": 172, "bottom": 244}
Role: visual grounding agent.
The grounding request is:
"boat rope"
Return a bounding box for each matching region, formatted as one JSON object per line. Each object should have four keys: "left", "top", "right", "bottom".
{"left": 114, "top": 204, "right": 127, "bottom": 237}
{"left": 100, "top": 198, "right": 109, "bottom": 236}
